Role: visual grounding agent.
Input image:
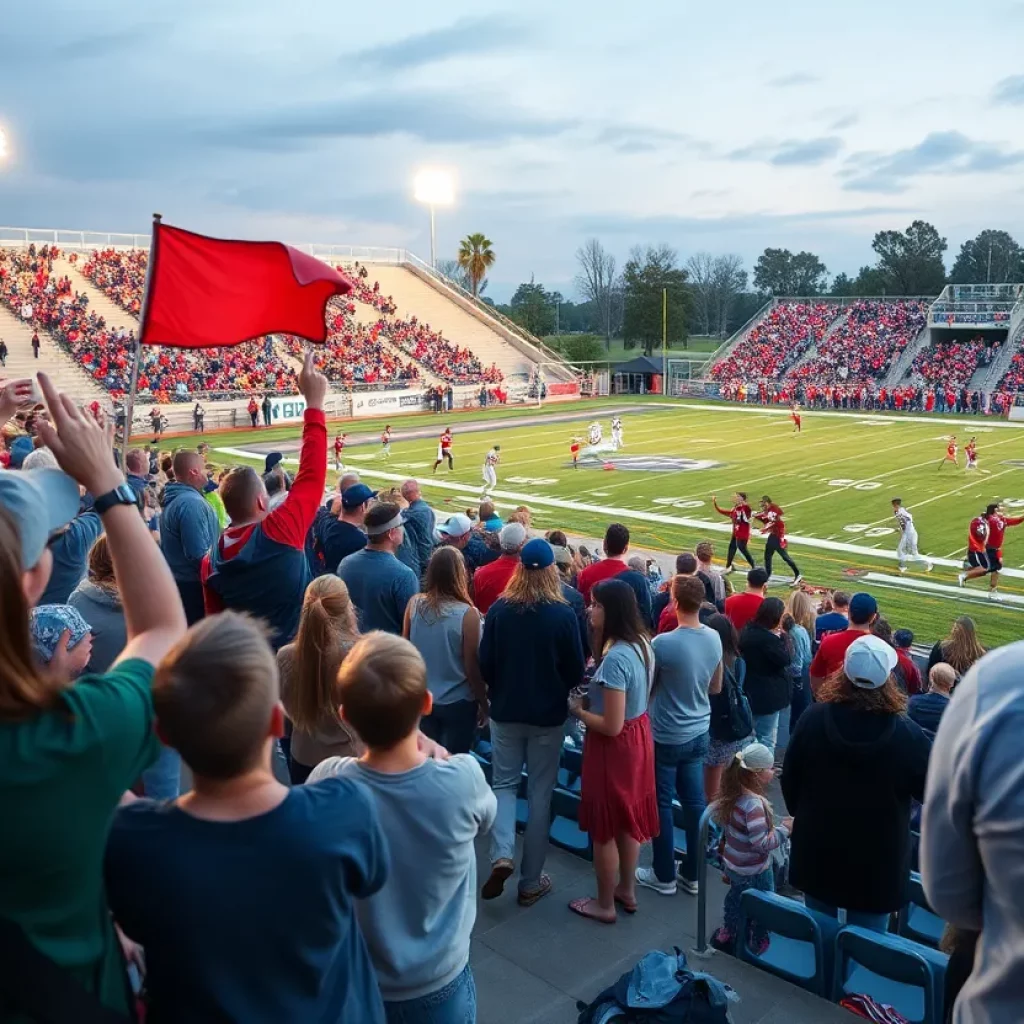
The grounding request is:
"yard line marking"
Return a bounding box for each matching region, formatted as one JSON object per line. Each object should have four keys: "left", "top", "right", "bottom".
{"left": 214, "top": 444, "right": 1024, "bottom": 579}
{"left": 863, "top": 573, "right": 1024, "bottom": 610}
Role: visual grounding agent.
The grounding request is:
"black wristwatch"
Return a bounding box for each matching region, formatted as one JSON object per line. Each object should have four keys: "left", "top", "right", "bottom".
{"left": 93, "top": 482, "right": 139, "bottom": 515}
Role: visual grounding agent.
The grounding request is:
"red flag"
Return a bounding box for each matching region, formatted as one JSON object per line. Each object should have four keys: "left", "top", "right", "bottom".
{"left": 139, "top": 222, "right": 354, "bottom": 348}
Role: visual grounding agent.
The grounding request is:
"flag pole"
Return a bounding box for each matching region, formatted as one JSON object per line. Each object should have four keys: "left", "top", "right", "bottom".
{"left": 661, "top": 286, "right": 667, "bottom": 395}
{"left": 120, "top": 212, "right": 161, "bottom": 465}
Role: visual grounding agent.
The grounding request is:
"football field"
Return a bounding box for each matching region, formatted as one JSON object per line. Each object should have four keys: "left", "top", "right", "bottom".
{"left": 202, "top": 397, "right": 1024, "bottom": 649}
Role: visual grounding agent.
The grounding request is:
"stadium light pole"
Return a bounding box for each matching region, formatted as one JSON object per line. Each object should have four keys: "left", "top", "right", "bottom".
{"left": 413, "top": 169, "right": 455, "bottom": 269}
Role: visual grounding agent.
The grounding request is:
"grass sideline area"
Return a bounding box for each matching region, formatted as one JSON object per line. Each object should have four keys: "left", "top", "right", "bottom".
{"left": 188, "top": 397, "right": 1024, "bottom": 648}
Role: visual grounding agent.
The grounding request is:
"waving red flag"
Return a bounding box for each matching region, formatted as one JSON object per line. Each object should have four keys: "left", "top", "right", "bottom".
{"left": 139, "top": 221, "right": 354, "bottom": 348}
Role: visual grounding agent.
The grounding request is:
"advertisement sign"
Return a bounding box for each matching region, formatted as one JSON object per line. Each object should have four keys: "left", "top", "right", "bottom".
{"left": 268, "top": 395, "right": 308, "bottom": 423}
{"left": 350, "top": 389, "right": 428, "bottom": 418}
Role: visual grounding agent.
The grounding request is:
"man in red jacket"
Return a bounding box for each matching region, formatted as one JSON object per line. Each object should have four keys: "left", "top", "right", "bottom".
{"left": 473, "top": 523, "right": 527, "bottom": 614}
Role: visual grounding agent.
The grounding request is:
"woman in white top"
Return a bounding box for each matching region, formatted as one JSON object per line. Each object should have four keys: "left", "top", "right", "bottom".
{"left": 404, "top": 546, "right": 486, "bottom": 753}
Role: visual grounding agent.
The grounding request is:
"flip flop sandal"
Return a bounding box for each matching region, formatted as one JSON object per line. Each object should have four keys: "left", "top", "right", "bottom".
{"left": 613, "top": 894, "right": 638, "bottom": 914}
{"left": 516, "top": 874, "right": 552, "bottom": 907}
{"left": 568, "top": 897, "right": 617, "bottom": 924}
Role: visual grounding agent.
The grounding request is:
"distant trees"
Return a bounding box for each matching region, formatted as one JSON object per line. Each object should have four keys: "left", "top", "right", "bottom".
{"left": 622, "top": 245, "right": 692, "bottom": 356}
{"left": 752, "top": 248, "right": 829, "bottom": 296}
{"left": 870, "top": 220, "right": 947, "bottom": 295}
{"left": 436, "top": 257, "right": 486, "bottom": 295}
{"left": 950, "top": 229, "right": 1024, "bottom": 284}
{"left": 508, "top": 277, "right": 555, "bottom": 336}
{"left": 574, "top": 239, "right": 621, "bottom": 347}
{"left": 456, "top": 234, "right": 495, "bottom": 297}
{"left": 686, "top": 252, "right": 748, "bottom": 337}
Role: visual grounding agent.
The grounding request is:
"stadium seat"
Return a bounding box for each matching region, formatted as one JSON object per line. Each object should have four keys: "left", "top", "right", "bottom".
{"left": 832, "top": 925, "right": 948, "bottom": 1024}
{"left": 557, "top": 744, "right": 582, "bottom": 794}
{"left": 898, "top": 873, "right": 945, "bottom": 949}
{"left": 737, "top": 890, "right": 833, "bottom": 996}
{"left": 548, "top": 790, "right": 592, "bottom": 860}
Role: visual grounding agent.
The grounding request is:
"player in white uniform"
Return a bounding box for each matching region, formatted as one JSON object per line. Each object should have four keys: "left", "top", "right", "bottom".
{"left": 482, "top": 444, "right": 501, "bottom": 495}
{"left": 380, "top": 425, "right": 392, "bottom": 460}
{"left": 891, "top": 497, "right": 932, "bottom": 573}
{"left": 588, "top": 421, "right": 602, "bottom": 446}
{"left": 611, "top": 416, "right": 624, "bottom": 450}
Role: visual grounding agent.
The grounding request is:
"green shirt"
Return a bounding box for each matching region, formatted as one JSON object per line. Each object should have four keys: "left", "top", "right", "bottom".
{"left": 0, "top": 658, "right": 159, "bottom": 1015}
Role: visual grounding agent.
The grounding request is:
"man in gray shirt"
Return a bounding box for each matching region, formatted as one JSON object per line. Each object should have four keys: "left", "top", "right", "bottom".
{"left": 923, "top": 643, "right": 1024, "bottom": 1022}
{"left": 308, "top": 632, "right": 495, "bottom": 1019}
{"left": 637, "top": 575, "right": 722, "bottom": 897}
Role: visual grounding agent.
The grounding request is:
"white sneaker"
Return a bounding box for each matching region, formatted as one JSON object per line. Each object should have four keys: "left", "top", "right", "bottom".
{"left": 898, "top": 564, "right": 907, "bottom": 574}
{"left": 957, "top": 572, "right": 966, "bottom": 588}
{"left": 723, "top": 566, "right": 736, "bottom": 575}
{"left": 925, "top": 561, "right": 933, "bottom": 573}
{"left": 675, "top": 868, "right": 699, "bottom": 896}
{"left": 790, "top": 574, "right": 804, "bottom": 588}
{"left": 989, "top": 589, "right": 1001, "bottom": 602}
{"left": 635, "top": 867, "right": 676, "bottom": 895}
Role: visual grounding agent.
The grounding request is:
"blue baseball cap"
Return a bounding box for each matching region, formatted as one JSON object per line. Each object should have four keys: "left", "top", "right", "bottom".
{"left": 0, "top": 468, "right": 82, "bottom": 570}
{"left": 521, "top": 538, "right": 554, "bottom": 570}
{"left": 8, "top": 435, "right": 35, "bottom": 468}
{"left": 341, "top": 483, "right": 377, "bottom": 509}
{"left": 849, "top": 592, "right": 878, "bottom": 624}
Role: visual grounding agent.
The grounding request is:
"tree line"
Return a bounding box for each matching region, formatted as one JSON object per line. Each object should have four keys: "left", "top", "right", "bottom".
{"left": 440, "top": 226, "right": 1024, "bottom": 360}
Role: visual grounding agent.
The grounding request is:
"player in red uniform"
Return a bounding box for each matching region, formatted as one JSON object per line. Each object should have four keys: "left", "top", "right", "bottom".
{"left": 754, "top": 495, "right": 802, "bottom": 585}
{"left": 959, "top": 502, "right": 1024, "bottom": 599}
{"left": 712, "top": 491, "right": 756, "bottom": 571}
{"left": 791, "top": 403, "right": 802, "bottom": 434}
{"left": 380, "top": 425, "right": 392, "bottom": 460}
{"left": 938, "top": 436, "right": 958, "bottom": 469}
{"left": 965, "top": 437, "right": 978, "bottom": 471}
{"left": 570, "top": 437, "right": 581, "bottom": 469}
{"left": 432, "top": 427, "right": 454, "bottom": 473}
{"left": 333, "top": 432, "right": 347, "bottom": 471}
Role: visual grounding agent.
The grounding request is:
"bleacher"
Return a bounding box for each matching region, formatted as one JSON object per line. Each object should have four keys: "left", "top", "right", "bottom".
{"left": 912, "top": 335, "right": 999, "bottom": 389}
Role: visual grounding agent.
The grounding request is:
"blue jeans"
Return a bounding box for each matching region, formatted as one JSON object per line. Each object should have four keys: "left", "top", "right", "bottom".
{"left": 720, "top": 866, "right": 775, "bottom": 947}
{"left": 652, "top": 733, "right": 710, "bottom": 884}
{"left": 384, "top": 964, "right": 476, "bottom": 1024}
{"left": 753, "top": 712, "right": 780, "bottom": 754}
{"left": 421, "top": 699, "right": 478, "bottom": 755}
{"left": 141, "top": 744, "right": 181, "bottom": 800}
{"left": 803, "top": 896, "right": 890, "bottom": 934}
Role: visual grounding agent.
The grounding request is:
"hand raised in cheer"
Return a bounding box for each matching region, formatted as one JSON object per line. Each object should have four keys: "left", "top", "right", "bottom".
{"left": 0, "top": 377, "right": 38, "bottom": 423}
{"left": 297, "top": 348, "right": 329, "bottom": 411}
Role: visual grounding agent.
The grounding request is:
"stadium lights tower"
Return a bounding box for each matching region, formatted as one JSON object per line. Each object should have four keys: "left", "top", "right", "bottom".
{"left": 413, "top": 168, "right": 455, "bottom": 268}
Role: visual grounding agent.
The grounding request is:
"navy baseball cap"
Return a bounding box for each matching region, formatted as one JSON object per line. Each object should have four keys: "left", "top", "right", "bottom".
{"left": 849, "top": 592, "right": 878, "bottom": 624}
{"left": 264, "top": 452, "right": 284, "bottom": 474}
{"left": 341, "top": 483, "right": 377, "bottom": 509}
{"left": 521, "top": 538, "right": 554, "bottom": 570}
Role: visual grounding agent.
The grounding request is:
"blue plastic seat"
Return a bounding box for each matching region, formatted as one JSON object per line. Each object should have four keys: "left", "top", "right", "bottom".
{"left": 548, "top": 789, "right": 592, "bottom": 860}
{"left": 833, "top": 925, "right": 949, "bottom": 1023}
{"left": 471, "top": 750, "right": 492, "bottom": 786}
{"left": 738, "top": 890, "right": 830, "bottom": 996}
{"left": 898, "top": 873, "right": 945, "bottom": 949}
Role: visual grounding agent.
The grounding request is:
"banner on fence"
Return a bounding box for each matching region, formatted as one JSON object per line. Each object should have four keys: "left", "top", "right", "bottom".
{"left": 350, "top": 389, "right": 428, "bottom": 418}
{"left": 268, "top": 395, "right": 309, "bottom": 423}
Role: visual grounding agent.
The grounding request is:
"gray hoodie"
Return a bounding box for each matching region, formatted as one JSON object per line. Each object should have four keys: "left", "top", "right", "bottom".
{"left": 160, "top": 482, "right": 219, "bottom": 583}
{"left": 68, "top": 580, "right": 127, "bottom": 674}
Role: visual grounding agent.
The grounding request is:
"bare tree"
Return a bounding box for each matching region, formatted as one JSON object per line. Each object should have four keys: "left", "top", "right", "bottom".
{"left": 685, "top": 252, "right": 716, "bottom": 336}
{"left": 575, "top": 239, "right": 618, "bottom": 347}
{"left": 711, "top": 254, "right": 748, "bottom": 337}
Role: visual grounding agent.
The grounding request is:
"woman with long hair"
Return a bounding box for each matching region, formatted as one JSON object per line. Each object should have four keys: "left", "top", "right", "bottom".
{"left": 68, "top": 534, "right": 126, "bottom": 675}
{"left": 479, "top": 539, "right": 585, "bottom": 907}
{"left": 739, "top": 597, "right": 792, "bottom": 755}
{"left": 783, "top": 590, "right": 815, "bottom": 733}
{"left": 277, "top": 575, "right": 363, "bottom": 784}
{"left": 782, "top": 635, "right": 930, "bottom": 932}
{"left": 703, "top": 612, "right": 753, "bottom": 802}
{"left": 568, "top": 579, "right": 658, "bottom": 923}
{"left": 928, "top": 615, "right": 985, "bottom": 677}
{"left": 404, "top": 545, "right": 486, "bottom": 754}
{"left": 0, "top": 374, "right": 186, "bottom": 1020}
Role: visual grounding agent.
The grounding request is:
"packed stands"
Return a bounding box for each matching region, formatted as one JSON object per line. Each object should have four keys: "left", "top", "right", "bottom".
{"left": 710, "top": 302, "right": 840, "bottom": 383}
{"left": 789, "top": 300, "right": 928, "bottom": 385}
{"left": 82, "top": 248, "right": 147, "bottom": 315}
{"left": 913, "top": 336, "right": 999, "bottom": 389}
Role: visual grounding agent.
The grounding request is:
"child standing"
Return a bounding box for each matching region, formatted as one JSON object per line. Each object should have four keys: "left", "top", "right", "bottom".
{"left": 711, "top": 742, "right": 792, "bottom": 955}
{"left": 309, "top": 632, "right": 496, "bottom": 1022}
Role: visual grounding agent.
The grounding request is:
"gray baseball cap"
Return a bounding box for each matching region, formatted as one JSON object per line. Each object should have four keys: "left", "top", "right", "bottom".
{"left": 0, "top": 468, "right": 82, "bottom": 570}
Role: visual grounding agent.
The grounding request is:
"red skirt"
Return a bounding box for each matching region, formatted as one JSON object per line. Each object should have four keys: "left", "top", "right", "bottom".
{"left": 578, "top": 712, "right": 660, "bottom": 844}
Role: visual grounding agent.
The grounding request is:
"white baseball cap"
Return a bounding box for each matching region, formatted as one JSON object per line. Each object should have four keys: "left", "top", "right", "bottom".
{"left": 736, "top": 743, "right": 774, "bottom": 771}
{"left": 438, "top": 513, "right": 473, "bottom": 539}
{"left": 844, "top": 634, "right": 898, "bottom": 689}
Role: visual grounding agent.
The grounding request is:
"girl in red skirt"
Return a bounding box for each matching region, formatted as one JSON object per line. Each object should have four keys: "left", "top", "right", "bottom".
{"left": 568, "top": 578, "right": 659, "bottom": 923}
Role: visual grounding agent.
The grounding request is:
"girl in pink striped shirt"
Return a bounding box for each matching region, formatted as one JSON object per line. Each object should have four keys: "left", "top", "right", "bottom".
{"left": 711, "top": 743, "right": 792, "bottom": 954}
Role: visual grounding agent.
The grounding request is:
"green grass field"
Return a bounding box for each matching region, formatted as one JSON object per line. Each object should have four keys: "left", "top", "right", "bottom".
{"left": 195, "top": 397, "right": 1024, "bottom": 648}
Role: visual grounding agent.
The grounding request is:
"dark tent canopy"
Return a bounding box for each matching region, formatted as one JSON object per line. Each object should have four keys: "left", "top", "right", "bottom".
{"left": 613, "top": 355, "right": 664, "bottom": 375}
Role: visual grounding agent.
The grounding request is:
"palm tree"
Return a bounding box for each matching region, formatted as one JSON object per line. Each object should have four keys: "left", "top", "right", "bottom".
{"left": 457, "top": 234, "right": 495, "bottom": 297}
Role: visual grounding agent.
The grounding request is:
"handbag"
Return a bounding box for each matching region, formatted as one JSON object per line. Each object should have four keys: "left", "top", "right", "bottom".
{"left": 710, "top": 658, "right": 754, "bottom": 743}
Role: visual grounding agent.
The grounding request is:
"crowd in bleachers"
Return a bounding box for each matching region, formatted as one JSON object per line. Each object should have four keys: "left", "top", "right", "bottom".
{"left": 3, "top": 359, "right": 1022, "bottom": 1022}
{"left": 789, "top": 300, "right": 928, "bottom": 386}
{"left": 710, "top": 302, "right": 840, "bottom": 384}
{"left": 912, "top": 336, "right": 999, "bottom": 390}
{"left": 82, "top": 247, "right": 147, "bottom": 315}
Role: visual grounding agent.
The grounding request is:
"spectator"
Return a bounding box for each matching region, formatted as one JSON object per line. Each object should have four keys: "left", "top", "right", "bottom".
{"left": 655, "top": 552, "right": 700, "bottom": 634}
{"left": 29, "top": 603, "right": 93, "bottom": 684}
{"left": 277, "top": 575, "right": 364, "bottom": 784}
{"left": 724, "top": 567, "right": 768, "bottom": 633}
{"left": 439, "top": 512, "right": 497, "bottom": 574}
{"left": 202, "top": 352, "right": 328, "bottom": 649}
{"left": 552, "top": 540, "right": 590, "bottom": 658}
{"left": 710, "top": 742, "right": 793, "bottom": 955}
{"left": 308, "top": 633, "right": 495, "bottom": 1022}
{"left": 0, "top": 373, "right": 187, "bottom": 1022}
{"left": 377, "top": 486, "right": 426, "bottom": 582}
{"left": 479, "top": 499, "right": 503, "bottom": 532}
{"left": 783, "top": 590, "right": 815, "bottom": 733}
{"left": 479, "top": 539, "right": 584, "bottom": 906}
{"left": 695, "top": 540, "right": 725, "bottom": 609}
{"left": 927, "top": 614, "right": 985, "bottom": 677}
{"left": 782, "top": 635, "right": 930, "bottom": 932}
{"left": 908, "top": 663, "right": 955, "bottom": 741}
{"left": 124, "top": 447, "right": 149, "bottom": 504}
{"left": 160, "top": 449, "right": 220, "bottom": 625}
{"left": 809, "top": 592, "right": 878, "bottom": 696}
{"left": 105, "top": 613, "right": 388, "bottom": 1023}
{"left": 473, "top": 521, "right": 528, "bottom": 614}
{"left": 739, "top": 597, "right": 792, "bottom": 754}
{"left": 67, "top": 535, "right": 127, "bottom": 677}
{"left": 576, "top": 522, "right": 632, "bottom": 604}
{"left": 814, "top": 590, "right": 850, "bottom": 641}
{"left": 922, "top": 644, "right": 1024, "bottom": 1021}
{"left": 399, "top": 479, "right": 437, "bottom": 574}
{"left": 568, "top": 579, "right": 658, "bottom": 923}
{"left": 637, "top": 575, "right": 723, "bottom": 897}
{"left": 318, "top": 483, "right": 374, "bottom": 573}
{"left": 892, "top": 628, "right": 923, "bottom": 696}
{"left": 338, "top": 502, "right": 419, "bottom": 635}
{"left": 37, "top": 494, "right": 102, "bottom": 606}
{"left": 404, "top": 546, "right": 487, "bottom": 754}
{"left": 703, "top": 613, "right": 753, "bottom": 802}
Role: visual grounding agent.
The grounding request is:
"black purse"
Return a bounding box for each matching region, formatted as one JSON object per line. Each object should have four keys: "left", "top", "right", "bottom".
{"left": 710, "top": 659, "right": 754, "bottom": 743}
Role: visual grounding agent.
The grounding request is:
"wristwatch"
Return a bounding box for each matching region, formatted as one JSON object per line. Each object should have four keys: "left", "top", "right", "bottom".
{"left": 93, "top": 482, "right": 139, "bottom": 515}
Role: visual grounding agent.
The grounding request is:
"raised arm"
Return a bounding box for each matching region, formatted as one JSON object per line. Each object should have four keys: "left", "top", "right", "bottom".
{"left": 36, "top": 373, "right": 186, "bottom": 667}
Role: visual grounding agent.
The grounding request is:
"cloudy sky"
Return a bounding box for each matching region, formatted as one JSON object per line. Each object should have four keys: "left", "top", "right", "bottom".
{"left": 2, "top": 0, "right": 1023, "bottom": 300}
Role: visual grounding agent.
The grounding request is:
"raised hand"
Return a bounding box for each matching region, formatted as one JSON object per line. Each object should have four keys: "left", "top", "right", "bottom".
{"left": 0, "top": 377, "right": 37, "bottom": 423}
{"left": 297, "top": 348, "right": 328, "bottom": 411}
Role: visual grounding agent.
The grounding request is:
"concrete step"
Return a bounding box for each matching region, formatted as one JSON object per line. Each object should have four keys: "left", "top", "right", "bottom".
{"left": 55, "top": 255, "right": 139, "bottom": 334}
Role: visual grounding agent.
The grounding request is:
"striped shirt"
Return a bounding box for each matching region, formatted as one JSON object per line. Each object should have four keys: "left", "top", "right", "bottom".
{"left": 721, "top": 791, "right": 789, "bottom": 876}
